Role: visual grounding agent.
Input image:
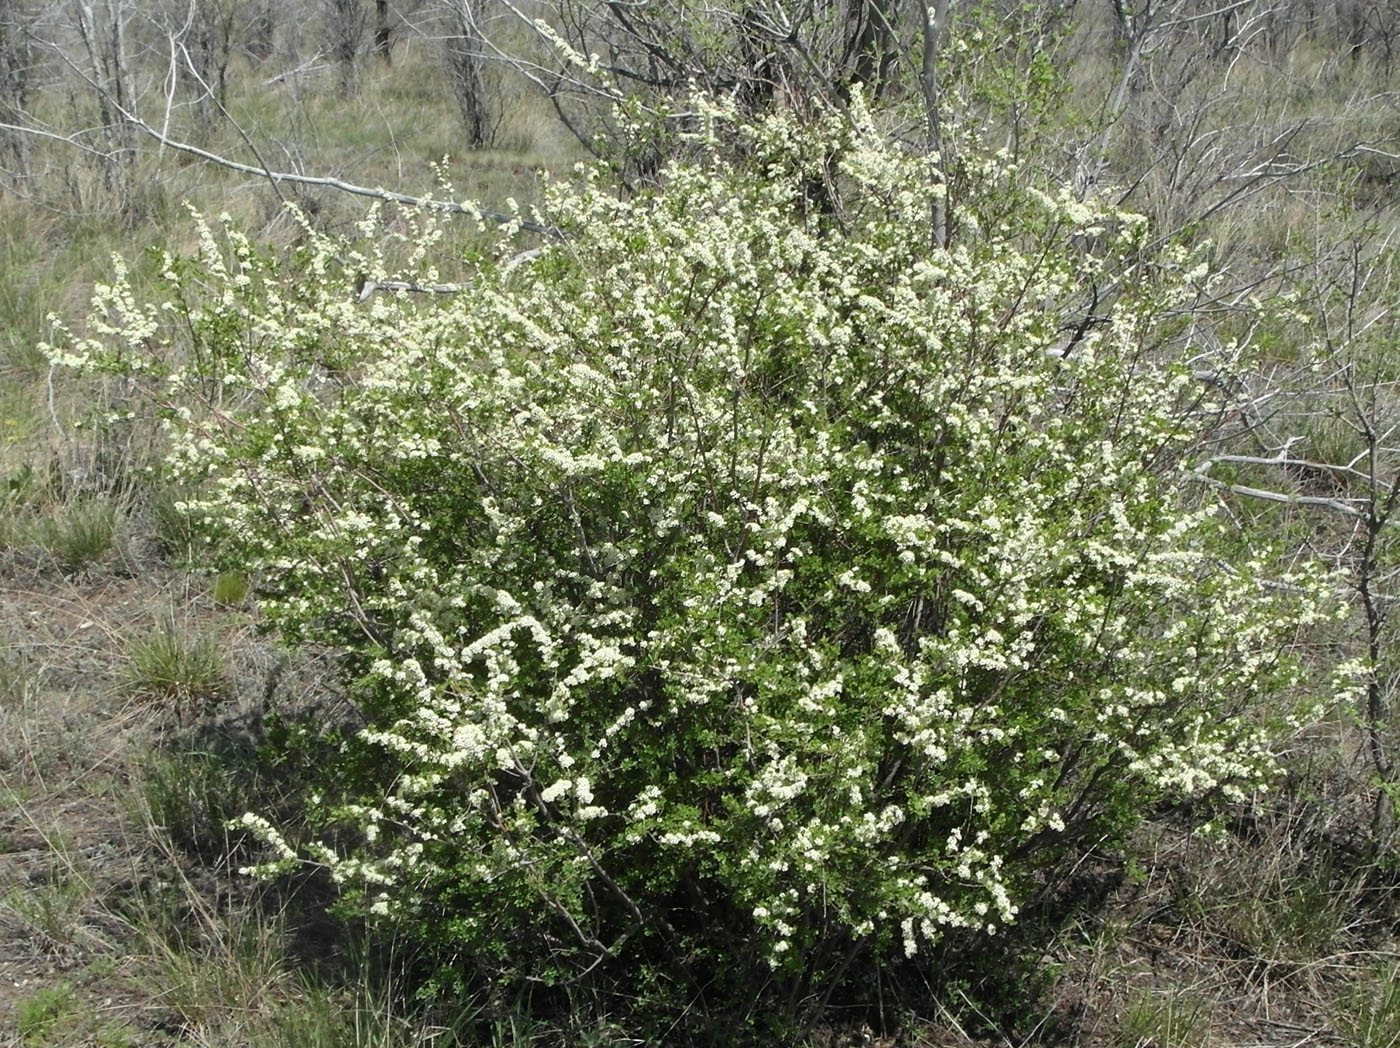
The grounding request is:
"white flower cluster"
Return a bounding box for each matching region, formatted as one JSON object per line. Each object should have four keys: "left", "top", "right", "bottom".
{"left": 55, "top": 93, "right": 1339, "bottom": 978}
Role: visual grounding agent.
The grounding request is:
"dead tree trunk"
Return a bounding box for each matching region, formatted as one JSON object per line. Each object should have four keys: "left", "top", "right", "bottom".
{"left": 72, "top": 0, "right": 136, "bottom": 195}
{"left": 844, "top": 0, "right": 899, "bottom": 98}
{"left": 922, "top": 0, "right": 952, "bottom": 247}
{"left": 374, "top": 0, "right": 391, "bottom": 60}
{"left": 247, "top": 0, "right": 276, "bottom": 62}
{"left": 0, "top": 0, "right": 33, "bottom": 175}
{"left": 327, "top": 0, "right": 367, "bottom": 95}
{"left": 444, "top": 0, "right": 492, "bottom": 146}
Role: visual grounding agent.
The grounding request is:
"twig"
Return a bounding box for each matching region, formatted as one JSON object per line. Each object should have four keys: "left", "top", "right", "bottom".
{"left": 356, "top": 248, "right": 545, "bottom": 299}
{"left": 262, "top": 55, "right": 330, "bottom": 86}
{"left": 46, "top": 362, "right": 65, "bottom": 441}
{"left": 1197, "top": 450, "right": 1392, "bottom": 492}
{"left": 357, "top": 278, "right": 473, "bottom": 301}
{"left": 170, "top": 34, "right": 288, "bottom": 205}
{"left": 0, "top": 120, "right": 119, "bottom": 159}
{"left": 120, "top": 112, "right": 565, "bottom": 236}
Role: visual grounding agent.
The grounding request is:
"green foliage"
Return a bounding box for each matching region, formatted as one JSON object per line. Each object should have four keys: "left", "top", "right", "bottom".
{"left": 140, "top": 749, "right": 260, "bottom": 863}
{"left": 34, "top": 498, "right": 120, "bottom": 573}
{"left": 1117, "top": 990, "right": 1210, "bottom": 1048}
{"left": 945, "top": 0, "right": 1082, "bottom": 162}
{"left": 54, "top": 95, "right": 1339, "bottom": 1037}
{"left": 0, "top": 496, "right": 120, "bottom": 573}
{"left": 148, "top": 486, "right": 206, "bottom": 563}
{"left": 1, "top": 462, "right": 47, "bottom": 507}
{"left": 16, "top": 981, "right": 80, "bottom": 1046}
{"left": 212, "top": 570, "right": 250, "bottom": 606}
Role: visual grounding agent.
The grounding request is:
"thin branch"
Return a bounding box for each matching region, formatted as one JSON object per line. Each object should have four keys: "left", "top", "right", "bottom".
{"left": 170, "top": 33, "right": 288, "bottom": 205}
{"left": 1196, "top": 451, "right": 1393, "bottom": 492}
{"left": 357, "top": 278, "right": 473, "bottom": 300}
{"left": 121, "top": 112, "right": 565, "bottom": 236}
{"left": 920, "top": 0, "right": 951, "bottom": 248}
{"left": 1188, "top": 464, "right": 1365, "bottom": 517}
{"left": 0, "top": 119, "right": 119, "bottom": 159}
{"left": 0, "top": 112, "right": 564, "bottom": 238}
{"left": 356, "top": 248, "right": 545, "bottom": 298}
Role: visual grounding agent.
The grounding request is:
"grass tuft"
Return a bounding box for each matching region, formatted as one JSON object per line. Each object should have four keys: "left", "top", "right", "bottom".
{"left": 0, "top": 833, "right": 99, "bottom": 961}
{"left": 147, "top": 488, "right": 205, "bottom": 563}
{"left": 140, "top": 748, "right": 263, "bottom": 864}
{"left": 1117, "top": 990, "right": 1211, "bottom": 1048}
{"left": 117, "top": 872, "right": 475, "bottom": 1048}
{"left": 0, "top": 496, "right": 122, "bottom": 574}
{"left": 0, "top": 649, "right": 37, "bottom": 710}
{"left": 212, "top": 570, "right": 250, "bottom": 607}
{"left": 34, "top": 498, "right": 120, "bottom": 574}
{"left": 124, "top": 619, "right": 230, "bottom": 714}
{"left": 1338, "top": 962, "right": 1400, "bottom": 1048}
{"left": 15, "top": 981, "right": 80, "bottom": 1046}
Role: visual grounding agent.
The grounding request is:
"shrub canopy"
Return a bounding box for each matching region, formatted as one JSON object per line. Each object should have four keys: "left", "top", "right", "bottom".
{"left": 52, "top": 97, "right": 1335, "bottom": 1034}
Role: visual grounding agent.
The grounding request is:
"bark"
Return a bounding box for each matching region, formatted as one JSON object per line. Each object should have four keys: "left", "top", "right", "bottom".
{"left": 444, "top": 0, "right": 492, "bottom": 146}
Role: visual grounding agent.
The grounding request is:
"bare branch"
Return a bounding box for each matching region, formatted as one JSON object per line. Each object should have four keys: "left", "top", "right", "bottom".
{"left": 0, "top": 118, "right": 118, "bottom": 158}
{"left": 921, "top": 0, "right": 951, "bottom": 248}
{"left": 0, "top": 108, "right": 565, "bottom": 237}
{"left": 1189, "top": 461, "right": 1366, "bottom": 517}
{"left": 1197, "top": 450, "right": 1394, "bottom": 492}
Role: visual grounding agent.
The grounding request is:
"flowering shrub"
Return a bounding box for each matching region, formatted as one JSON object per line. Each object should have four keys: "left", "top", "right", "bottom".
{"left": 50, "top": 99, "right": 1336, "bottom": 1032}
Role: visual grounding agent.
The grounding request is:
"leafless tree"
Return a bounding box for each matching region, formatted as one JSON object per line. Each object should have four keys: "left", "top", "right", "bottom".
{"left": 474, "top": 0, "right": 935, "bottom": 177}
{"left": 325, "top": 0, "right": 368, "bottom": 94}
{"left": 1191, "top": 227, "right": 1400, "bottom": 849}
{"left": 246, "top": 0, "right": 276, "bottom": 63}
{"left": 69, "top": 0, "right": 140, "bottom": 197}
{"left": 169, "top": 0, "right": 239, "bottom": 111}
{"left": 443, "top": 0, "right": 493, "bottom": 145}
{"left": 374, "top": 0, "right": 391, "bottom": 59}
{"left": 0, "top": 0, "right": 34, "bottom": 175}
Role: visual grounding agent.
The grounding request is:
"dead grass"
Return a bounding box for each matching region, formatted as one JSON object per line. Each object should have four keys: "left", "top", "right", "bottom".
{"left": 0, "top": 544, "right": 410, "bottom": 1046}
{"left": 1032, "top": 786, "right": 1400, "bottom": 1048}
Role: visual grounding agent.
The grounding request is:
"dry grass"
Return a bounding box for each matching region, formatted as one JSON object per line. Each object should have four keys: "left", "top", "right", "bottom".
{"left": 0, "top": 547, "right": 422, "bottom": 1046}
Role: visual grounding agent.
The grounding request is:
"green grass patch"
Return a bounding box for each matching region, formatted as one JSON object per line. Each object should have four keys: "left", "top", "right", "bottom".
{"left": 124, "top": 619, "right": 230, "bottom": 714}
{"left": 1117, "top": 990, "right": 1211, "bottom": 1048}
{"left": 1338, "top": 961, "right": 1400, "bottom": 1048}
{"left": 15, "top": 981, "right": 82, "bottom": 1046}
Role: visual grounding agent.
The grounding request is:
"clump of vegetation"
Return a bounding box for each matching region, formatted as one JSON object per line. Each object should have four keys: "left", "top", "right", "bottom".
{"left": 124, "top": 618, "right": 229, "bottom": 713}
{"left": 0, "top": 649, "right": 35, "bottom": 709}
{"left": 53, "top": 93, "right": 1342, "bottom": 1038}
{"left": 1117, "top": 990, "right": 1211, "bottom": 1048}
{"left": 1338, "top": 961, "right": 1400, "bottom": 1048}
{"left": 211, "top": 570, "right": 249, "bottom": 607}
{"left": 15, "top": 981, "right": 80, "bottom": 1045}
{"left": 0, "top": 495, "right": 121, "bottom": 574}
{"left": 34, "top": 498, "right": 121, "bottom": 574}
{"left": 7, "top": 0, "right": 1400, "bottom": 1042}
